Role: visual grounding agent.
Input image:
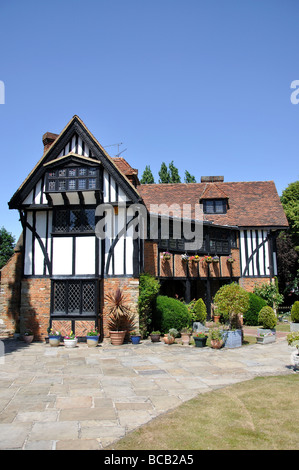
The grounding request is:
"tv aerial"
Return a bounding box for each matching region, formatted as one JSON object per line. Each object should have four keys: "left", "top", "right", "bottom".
{"left": 104, "top": 142, "right": 127, "bottom": 157}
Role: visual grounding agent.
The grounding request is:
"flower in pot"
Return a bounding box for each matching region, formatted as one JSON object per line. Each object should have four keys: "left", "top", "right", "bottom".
{"left": 105, "top": 288, "right": 136, "bottom": 345}
{"left": 150, "top": 331, "right": 161, "bottom": 342}
{"left": 287, "top": 331, "right": 299, "bottom": 369}
{"left": 212, "top": 255, "right": 219, "bottom": 263}
{"left": 161, "top": 251, "right": 171, "bottom": 260}
{"left": 290, "top": 301, "right": 299, "bottom": 332}
{"left": 86, "top": 330, "right": 99, "bottom": 347}
{"left": 64, "top": 331, "right": 78, "bottom": 348}
{"left": 204, "top": 255, "right": 213, "bottom": 263}
{"left": 227, "top": 255, "right": 235, "bottom": 263}
{"left": 130, "top": 330, "right": 141, "bottom": 344}
{"left": 181, "top": 253, "right": 189, "bottom": 262}
{"left": 209, "top": 328, "right": 224, "bottom": 349}
{"left": 193, "top": 332, "right": 208, "bottom": 347}
{"left": 48, "top": 328, "right": 61, "bottom": 347}
{"left": 23, "top": 329, "right": 34, "bottom": 344}
{"left": 190, "top": 255, "right": 200, "bottom": 263}
{"left": 164, "top": 328, "right": 178, "bottom": 344}
{"left": 180, "top": 327, "right": 192, "bottom": 345}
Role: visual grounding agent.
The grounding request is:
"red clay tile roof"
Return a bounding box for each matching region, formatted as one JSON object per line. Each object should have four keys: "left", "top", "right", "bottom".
{"left": 137, "top": 181, "right": 288, "bottom": 228}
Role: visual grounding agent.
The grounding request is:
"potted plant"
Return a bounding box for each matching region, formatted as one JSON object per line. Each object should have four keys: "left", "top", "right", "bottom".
{"left": 161, "top": 251, "right": 171, "bottom": 260}
{"left": 227, "top": 255, "right": 235, "bottom": 264}
{"left": 212, "top": 255, "right": 219, "bottom": 263}
{"left": 192, "top": 298, "right": 207, "bottom": 330}
{"left": 64, "top": 331, "right": 78, "bottom": 348}
{"left": 181, "top": 253, "right": 189, "bottom": 262}
{"left": 163, "top": 328, "right": 178, "bottom": 345}
{"left": 287, "top": 331, "right": 299, "bottom": 369}
{"left": 130, "top": 330, "right": 141, "bottom": 344}
{"left": 257, "top": 306, "right": 277, "bottom": 344}
{"left": 105, "top": 288, "right": 136, "bottom": 345}
{"left": 290, "top": 301, "right": 299, "bottom": 332}
{"left": 214, "top": 283, "right": 249, "bottom": 348}
{"left": 193, "top": 332, "right": 208, "bottom": 348}
{"left": 209, "top": 328, "right": 224, "bottom": 349}
{"left": 180, "top": 327, "right": 192, "bottom": 346}
{"left": 86, "top": 330, "right": 99, "bottom": 347}
{"left": 150, "top": 331, "right": 161, "bottom": 342}
{"left": 203, "top": 255, "right": 213, "bottom": 263}
{"left": 23, "top": 329, "right": 34, "bottom": 344}
{"left": 48, "top": 328, "right": 61, "bottom": 347}
{"left": 190, "top": 255, "right": 200, "bottom": 263}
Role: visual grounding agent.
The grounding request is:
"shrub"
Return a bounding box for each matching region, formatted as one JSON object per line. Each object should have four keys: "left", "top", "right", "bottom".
{"left": 193, "top": 298, "right": 207, "bottom": 324}
{"left": 243, "top": 293, "right": 267, "bottom": 326}
{"left": 253, "top": 281, "right": 283, "bottom": 308}
{"left": 138, "top": 273, "right": 160, "bottom": 338}
{"left": 291, "top": 301, "right": 299, "bottom": 323}
{"left": 258, "top": 306, "right": 277, "bottom": 329}
{"left": 214, "top": 283, "right": 250, "bottom": 325}
{"left": 154, "top": 296, "right": 191, "bottom": 333}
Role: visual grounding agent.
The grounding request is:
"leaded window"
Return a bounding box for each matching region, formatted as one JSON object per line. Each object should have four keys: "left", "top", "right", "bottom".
{"left": 52, "top": 280, "right": 97, "bottom": 317}
{"left": 53, "top": 207, "right": 95, "bottom": 233}
{"left": 45, "top": 165, "right": 99, "bottom": 192}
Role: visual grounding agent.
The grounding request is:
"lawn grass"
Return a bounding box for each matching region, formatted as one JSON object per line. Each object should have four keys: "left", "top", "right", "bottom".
{"left": 110, "top": 375, "right": 299, "bottom": 450}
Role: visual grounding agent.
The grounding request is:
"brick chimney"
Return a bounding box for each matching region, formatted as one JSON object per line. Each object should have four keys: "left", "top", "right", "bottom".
{"left": 201, "top": 176, "right": 224, "bottom": 183}
{"left": 42, "top": 132, "right": 59, "bottom": 153}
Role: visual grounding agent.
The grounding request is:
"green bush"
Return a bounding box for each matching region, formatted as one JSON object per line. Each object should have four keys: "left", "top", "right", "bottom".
{"left": 253, "top": 281, "right": 283, "bottom": 308}
{"left": 243, "top": 293, "right": 267, "bottom": 326}
{"left": 291, "top": 301, "right": 299, "bottom": 323}
{"left": 154, "top": 296, "right": 191, "bottom": 333}
{"left": 214, "top": 283, "right": 250, "bottom": 324}
{"left": 193, "top": 298, "right": 207, "bottom": 324}
{"left": 138, "top": 273, "right": 160, "bottom": 338}
{"left": 258, "top": 306, "right": 277, "bottom": 329}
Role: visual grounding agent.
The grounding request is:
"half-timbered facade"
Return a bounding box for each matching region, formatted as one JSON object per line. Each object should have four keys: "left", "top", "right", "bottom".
{"left": 0, "top": 115, "right": 288, "bottom": 340}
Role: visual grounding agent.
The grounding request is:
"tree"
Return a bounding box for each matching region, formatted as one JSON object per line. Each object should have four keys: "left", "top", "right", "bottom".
{"left": 214, "top": 282, "right": 250, "bottom": 327}
{"left": 277, "top": 180, "right": 299, "bottom": 301}
{"left": 0, "top": 227, "right": 15, "bottom": 269}
{"left": 168, "top": 161, "right": 181, "bottom": 183}
{"left": 140, "top": 165, "right": 155, "bottom": 184}
{"left": 184, "top": 170, "right": 196, "bottom": 183}
{"left": 158, "top": 162, "right": 170, "bottom": 184}
{"left": 280, "top": 180, "right": 299, "bottom": 250}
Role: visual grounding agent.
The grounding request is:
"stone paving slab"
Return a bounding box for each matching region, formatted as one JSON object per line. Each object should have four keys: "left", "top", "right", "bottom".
{"left": 0, "top": 336, "right": 296, "bottom": 450}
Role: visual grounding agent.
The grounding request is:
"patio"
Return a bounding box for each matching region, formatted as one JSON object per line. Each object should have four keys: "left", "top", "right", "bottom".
{"left": 0, "top": 335, "right": 294, "bottom": 450}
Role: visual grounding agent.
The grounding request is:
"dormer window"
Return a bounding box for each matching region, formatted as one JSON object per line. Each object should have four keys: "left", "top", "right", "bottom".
{"left": 203, "top": 199, "right": 227, "bottom": 214}
{"left": 45, "top": 165, "right": 100, "bottom": 192}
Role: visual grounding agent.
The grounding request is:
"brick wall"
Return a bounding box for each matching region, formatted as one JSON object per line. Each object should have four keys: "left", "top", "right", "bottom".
{"left": 239, "top": 276, "right": 271, "bottom": 292}
{"left": 0, "top": 250, "right": 23, "bottom": 336}
{"left": 20, "top": 278, "right": 51, "bottom": 341}
{"left": 102, "top": 277, "right": 139, "bottom": 338}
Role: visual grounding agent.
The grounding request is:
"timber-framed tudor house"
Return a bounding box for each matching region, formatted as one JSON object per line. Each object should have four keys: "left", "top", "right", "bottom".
{"left": 0, "top": 115, "right": 288, "bottom": 340}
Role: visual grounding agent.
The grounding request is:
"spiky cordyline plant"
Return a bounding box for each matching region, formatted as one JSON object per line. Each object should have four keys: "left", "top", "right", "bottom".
{"left": 105, "top": 288, "right": 136, "bottom": 332}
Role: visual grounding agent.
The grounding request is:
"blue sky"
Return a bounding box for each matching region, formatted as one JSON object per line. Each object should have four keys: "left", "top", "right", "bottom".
{"left": 0, "top": 0, "right": 298, "bottom": 239}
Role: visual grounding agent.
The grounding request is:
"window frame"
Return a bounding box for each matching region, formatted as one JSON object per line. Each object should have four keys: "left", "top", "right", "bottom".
{"left": 202, "top": 199, "right": 227, "bottom": 214}
{"left": 52, "top": 206, "right": 96, "bottom": 234}
{"left": 45, "top": 165, "right": 100, "bottom": 193}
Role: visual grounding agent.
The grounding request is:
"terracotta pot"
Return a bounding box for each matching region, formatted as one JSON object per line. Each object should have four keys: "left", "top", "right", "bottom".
{"left": 164, "top": 334, "right": 175, "bottom": 344}
{"left": 181, "top": 333, "right": 190, "bottom": 346}
{"left": 211, "top": 339, "right": 223, "bottom": 349}
{"left": 213, "top": 315, "right": 220, "bottom": 323}
{"left": 110, "top": 330, "right": 126, "bottom": 345}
